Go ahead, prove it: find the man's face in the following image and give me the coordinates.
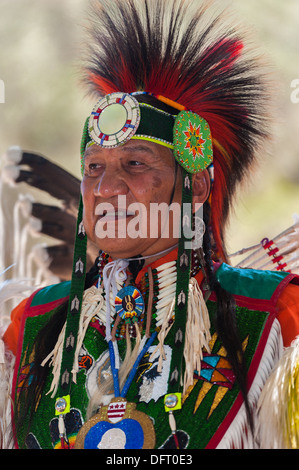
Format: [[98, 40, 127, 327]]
[[81, 139, 182, 260]]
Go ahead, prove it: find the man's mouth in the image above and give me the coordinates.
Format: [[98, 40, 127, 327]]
[[96, 208, 136, 221], [94, 205, 140, 239]]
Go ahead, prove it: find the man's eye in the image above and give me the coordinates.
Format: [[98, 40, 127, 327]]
[[128, 160, 144, 167], [89, 163, 100, 170], [84, 162, 103, 175]]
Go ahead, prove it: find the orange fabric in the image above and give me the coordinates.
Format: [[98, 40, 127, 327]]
[[2, 297, 28, 356], [276, 283, 299, 347]]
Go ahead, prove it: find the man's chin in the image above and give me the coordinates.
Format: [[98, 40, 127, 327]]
[[96, 238, 146, 260], [95, 237, 178, 263]]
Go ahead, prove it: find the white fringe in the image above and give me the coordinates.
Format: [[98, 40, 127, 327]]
[[216, 318, 283, 449], [0, 272, 34, 449], [256, 335, 299, 449], [41, 285, 105, 398], [149, 276, 211, 393], [0, 334, 15, 449], [183, 277, 211, 395], [149, 297, 175, 372]]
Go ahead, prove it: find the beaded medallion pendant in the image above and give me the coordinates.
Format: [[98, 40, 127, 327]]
[[115, 286, 145, 324], [74, 397, 155, 449]]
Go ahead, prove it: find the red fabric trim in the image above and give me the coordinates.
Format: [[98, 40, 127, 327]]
[[270, 272, 297, 305], [211, 292, 278, 314]]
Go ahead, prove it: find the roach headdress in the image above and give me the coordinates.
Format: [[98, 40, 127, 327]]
[[52, 0, 271, 405], [82, 0, 271, 260]]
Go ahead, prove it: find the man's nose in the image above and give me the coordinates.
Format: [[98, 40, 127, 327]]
[[93, 167, 129, 198]]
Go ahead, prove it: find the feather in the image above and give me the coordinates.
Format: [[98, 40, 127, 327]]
[[230, 214, 299, 273], [0, 278, 33, 306], [0, 266, 35, 327], [0, 338, 15, 449], [1, 148, 98, 283], [217, 318, 283, 449], [256, 336, 299, 449], [3, 147, 80, 214]]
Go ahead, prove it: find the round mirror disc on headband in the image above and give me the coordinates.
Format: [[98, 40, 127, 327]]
[[88, 92, 140, 148], [99, 103, 128, 135]]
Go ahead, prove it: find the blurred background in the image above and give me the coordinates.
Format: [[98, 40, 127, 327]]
[[0, 0, 298, 262]]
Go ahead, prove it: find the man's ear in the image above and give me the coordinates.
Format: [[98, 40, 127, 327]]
[[192, 169, 210, 212]]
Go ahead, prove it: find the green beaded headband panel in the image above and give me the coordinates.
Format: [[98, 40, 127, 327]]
[[174, 111, 213, 174]]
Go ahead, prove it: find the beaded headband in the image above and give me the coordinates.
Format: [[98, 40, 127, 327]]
[[81, 92, 213, 175]]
